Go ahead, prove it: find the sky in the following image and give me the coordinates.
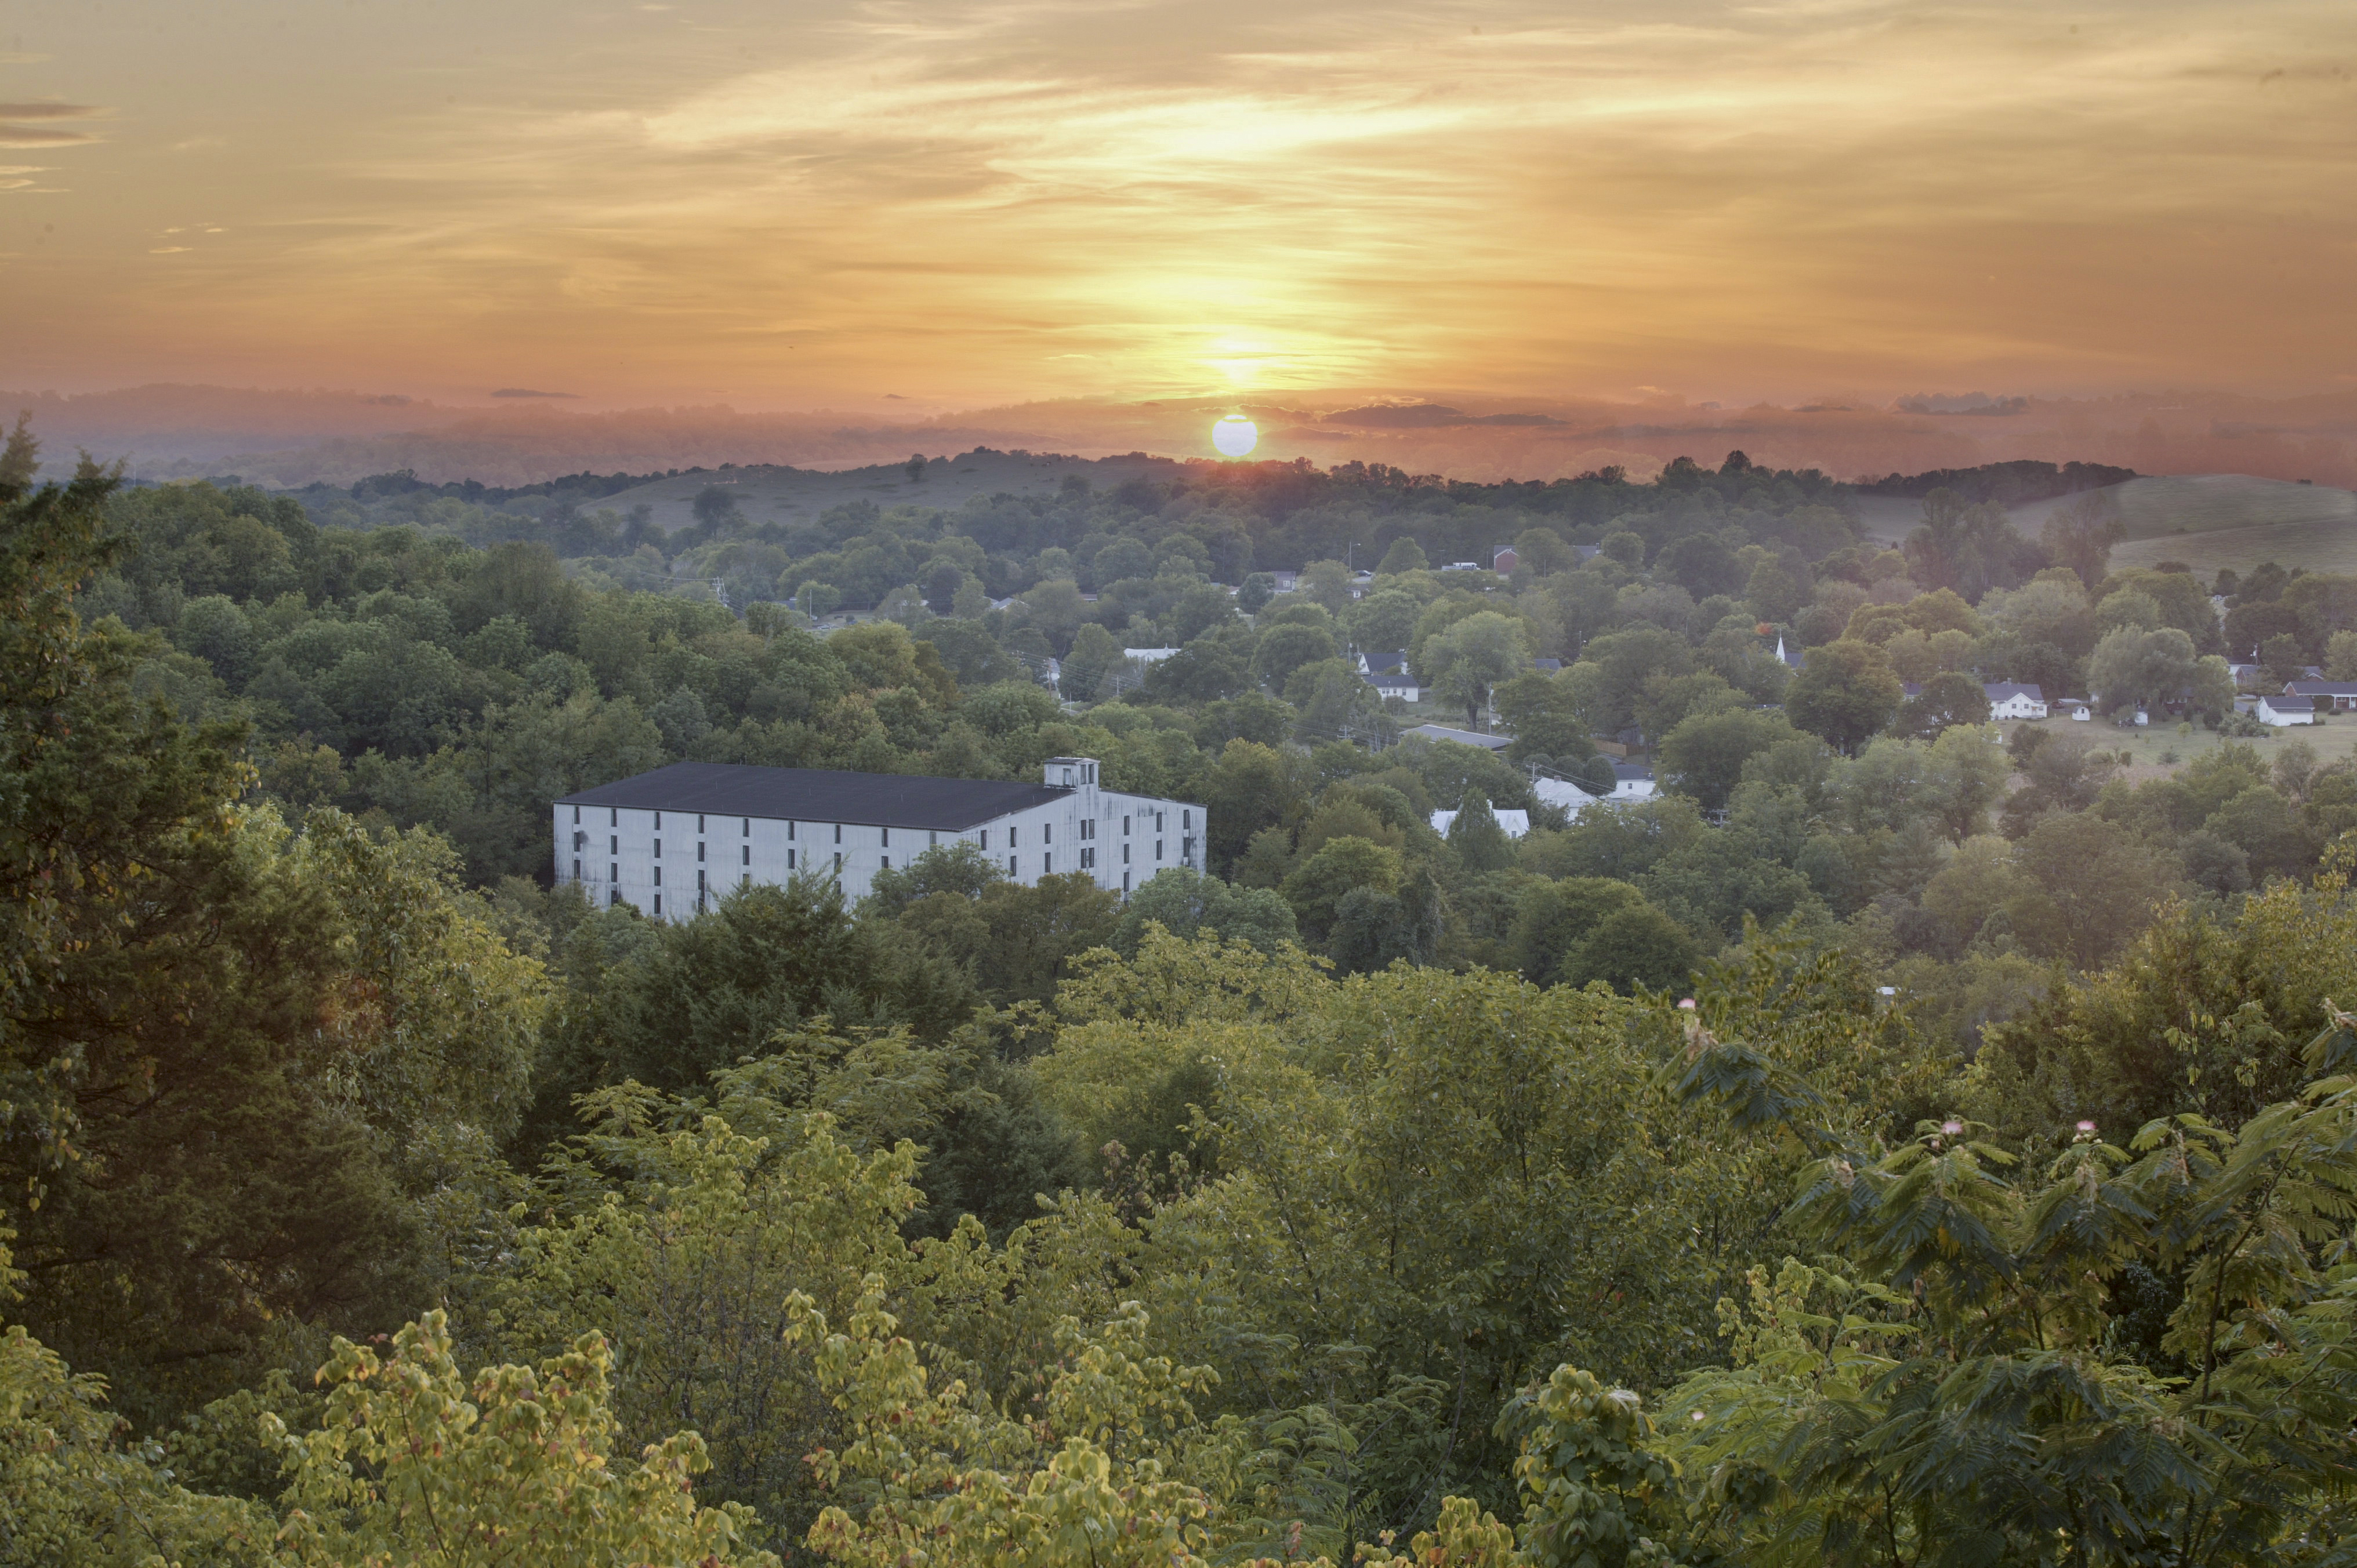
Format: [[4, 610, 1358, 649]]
[[2, 1, 2353, 414]]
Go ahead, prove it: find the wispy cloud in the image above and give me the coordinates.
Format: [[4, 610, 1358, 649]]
[[7, 1, 2357, 402]]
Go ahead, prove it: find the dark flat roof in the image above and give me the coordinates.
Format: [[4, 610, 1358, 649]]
[[559, 762, 1067, 830]]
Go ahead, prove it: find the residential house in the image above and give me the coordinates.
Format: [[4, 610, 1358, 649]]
[[1357, 649, 1410, 676], [1609, 761, 1657, 802], [1983, 682, 2048, 720], [1491, 543, 1520, 574], [2286, 678, 2357, 712], [1365, 670, 1422, 702]]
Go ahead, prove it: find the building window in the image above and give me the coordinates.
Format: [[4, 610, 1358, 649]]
[[1123, 815, 1131, 835], [1156, 811, 1165, 831], [1123, 871, 1131, 892], [611, 808, 618, 827], [929, 830, 938, 846], [610, 862, 618, 881], [1043, 852, 1052, 874], [654, 894, 662, 915], [653, 866, 661, 886], [610, 889, 620, 905], [572, 805, 581, 824], [788, 821, 796, 840], [1183, 810, 1192, 829], [743, 844, 752, 866], [610, 834, 618, 854], [880, 855, 890, 870], [572, 858, 580, 879], [697, 814, 705, 833], [833, 823, 842, 844], [1044, 822, 1052, 844], [654, 811, 662, 830], [834, 852, 843, 873], [1184, 836, 1195, 861], [787, 848, 796, 869], [653, 839, 661, 858], [980, 829, 989, 850], [745, 818, 752, 836], [881, 827, 890, 848], [1008, 855, 1018, 876], [1122, 844, 1130, 864], [1156, 840, 1164, 861], [698, 869, 706, 891], [697, 842, 705, 861], [1010, 826, 1020, 847]]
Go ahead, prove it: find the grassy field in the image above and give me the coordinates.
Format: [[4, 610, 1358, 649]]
[[1997, 712, 2357, 787], [1866, 475, 2357, 578]]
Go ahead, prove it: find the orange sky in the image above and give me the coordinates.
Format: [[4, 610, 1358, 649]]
[[3, 2, 2354, 411]]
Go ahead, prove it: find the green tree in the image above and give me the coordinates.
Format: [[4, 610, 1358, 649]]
[[1447, 792, 1515, 873], [1422, 611, 1529, 728], [1785, 638, 1903, 753], [1656, 707, 1796, 812]]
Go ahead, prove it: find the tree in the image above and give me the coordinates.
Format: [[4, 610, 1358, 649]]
[[1250, 620, 1340, 693], [1421, 611, 1529, 728], [2087, 624, 2200, 716], [2040, 487, 2127, 587], [1495, 670, 1600, 771], [1375, 537, 1428, 575], [1657, 707, 1796, 812], [1111, 867, 1297, 954], [1297, 558, 1356, 618], [1893, 668, 1991, 738], [1446, 792, 1515, 873], [273, 1312, 775, 1567], [1237, 572, 1278, 614], [1784, 638, 1903, 753]]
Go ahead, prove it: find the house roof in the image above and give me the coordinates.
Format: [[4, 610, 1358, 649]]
[[557, 761, 1069, 830], [1983, 682, 2046, 702], [2264, 693, 2319, 712], [1405, 724, 1513, 752], [2287, 680, 2357, 697], [1611, 760, 1654, 782], [1531, 657, 1563, 672], [1364, 649, 1409, 674], [1365, 672, 1419, 689]]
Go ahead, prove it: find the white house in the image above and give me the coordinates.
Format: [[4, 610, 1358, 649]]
[[1357, 649, 1410, 676], [1609, 761, 1658, 802], [2286, 678, 2357, 712], [2258, 693, 2318, 727], [1430, 807, 1533, 839], [1532, 775, 1602, 814], [1983, 682, 2048, 720], [1366, 671, 1422, 702], [1123, 646, 1183, 666], [555, 757, 1203, 920]]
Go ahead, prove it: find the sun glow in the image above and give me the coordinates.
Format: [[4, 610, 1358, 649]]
[[1212, 414, 1258, 457]]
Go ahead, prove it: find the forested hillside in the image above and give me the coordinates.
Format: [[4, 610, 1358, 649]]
[[7, 420, 2357, 1566]]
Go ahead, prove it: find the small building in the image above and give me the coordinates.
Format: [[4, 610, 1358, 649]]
[[1365, 670, 1422, 702], [2258, 693, 2319, 727], [2057, 696, 2094, 721], [1608, 761, 1658, 802], [1531, 657, 1563, 673], [1405, 723, 1513, 752], [1774, 633, 1802, 670], [1358, 649, 1410, 676], [1572, 544, 1603, 562], [1492, 544, 1520, 574], [1123, 646, 1182, 666], [2286, 678, 2357, 712], [1983, 682, 2048, 720], [1439, 561, 1484, 573], [1532, 775, 1602, 814], [554, 757, 1202, 919], [1430, 807, 1533, 840]]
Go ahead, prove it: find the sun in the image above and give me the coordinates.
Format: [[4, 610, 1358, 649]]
[[1212, 413, 1258, 458]]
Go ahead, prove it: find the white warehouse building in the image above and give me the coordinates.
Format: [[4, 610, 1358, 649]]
[[555, 757, 1204, 920]]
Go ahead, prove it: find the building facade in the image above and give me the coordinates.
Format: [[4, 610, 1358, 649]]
[[554, 757, 1205, 920]]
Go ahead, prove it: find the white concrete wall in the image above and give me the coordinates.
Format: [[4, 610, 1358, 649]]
[[554, 777, 1206, 920]]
